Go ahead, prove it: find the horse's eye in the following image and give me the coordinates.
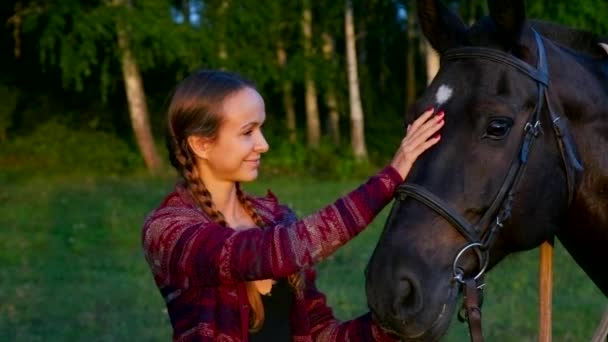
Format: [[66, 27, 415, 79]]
[[484, 117, 513, 140]]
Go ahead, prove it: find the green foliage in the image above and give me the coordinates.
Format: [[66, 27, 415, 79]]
[[21, 0, 211, 102], [0, 116, 380, 181], [528, 1, 608, 34], [24, 1, 115, 95], [0, 120, 143, 181], [4, 0, 607, 179], [261, 139, 379, 180], [0, 85, 18, 142]]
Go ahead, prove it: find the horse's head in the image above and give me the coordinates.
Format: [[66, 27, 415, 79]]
[[365, 0, 582, 339]]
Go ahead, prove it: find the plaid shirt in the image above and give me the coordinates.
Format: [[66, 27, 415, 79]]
[[142, 166, 402, 341]]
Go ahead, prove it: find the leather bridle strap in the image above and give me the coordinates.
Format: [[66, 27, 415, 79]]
[[464, 278, 484, 342], [440, 31, 549, 238], [396, 184, 478, 243]]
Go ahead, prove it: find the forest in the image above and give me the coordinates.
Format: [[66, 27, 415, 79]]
[[2, 0, 606, 178]]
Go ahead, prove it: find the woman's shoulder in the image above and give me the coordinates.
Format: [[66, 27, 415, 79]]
[[248, 190, 296, 225], [144, 182, 212, 227]]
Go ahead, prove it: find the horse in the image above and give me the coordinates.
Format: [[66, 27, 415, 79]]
[[364, 0, 608, 340]]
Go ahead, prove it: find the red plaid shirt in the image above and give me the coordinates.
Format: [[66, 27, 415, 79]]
[[142, 166, 402, 341]]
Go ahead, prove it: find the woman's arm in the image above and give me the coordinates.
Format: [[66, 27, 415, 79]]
[[142, 109, 442, 288], [142, 166, 402, 287]]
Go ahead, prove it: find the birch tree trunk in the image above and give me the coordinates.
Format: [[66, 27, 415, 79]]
[[424, 38, 440, 85], [322, 32, 340, 147], [302, 0, 320, 148], [345, 0, 367, 160], [276, 39, 297, 143], [113, 0, 161, 171]]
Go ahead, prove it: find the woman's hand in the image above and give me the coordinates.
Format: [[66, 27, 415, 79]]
[[390, 108, 444, 180]]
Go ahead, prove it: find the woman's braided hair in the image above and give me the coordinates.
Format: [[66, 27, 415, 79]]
[[166, 69, 303, 332]]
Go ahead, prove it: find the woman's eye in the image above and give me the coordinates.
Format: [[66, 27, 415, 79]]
[[484, 118, 513, 140]]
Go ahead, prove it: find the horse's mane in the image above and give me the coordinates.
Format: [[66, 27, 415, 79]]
[[530, 19, 607, 58]]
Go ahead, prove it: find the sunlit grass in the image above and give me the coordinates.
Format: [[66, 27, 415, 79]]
[[0, 173, 604, 341]]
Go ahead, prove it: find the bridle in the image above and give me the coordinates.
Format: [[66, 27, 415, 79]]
[[393, 30, 583, 341]]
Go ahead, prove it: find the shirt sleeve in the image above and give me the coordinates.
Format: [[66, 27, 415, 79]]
[[302, 268, 399, 342], [142, 166, 402, 287]]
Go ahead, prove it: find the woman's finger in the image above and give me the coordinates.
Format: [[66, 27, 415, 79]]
[[410, 134, 441, 157], [413, 113, 444, 142], [408, 107, 435, 132], [403, 115, 444, 149]]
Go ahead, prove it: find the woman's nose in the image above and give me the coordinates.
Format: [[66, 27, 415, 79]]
[[256, 132, 269, 153]]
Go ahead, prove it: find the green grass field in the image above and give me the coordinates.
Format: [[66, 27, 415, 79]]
[[1, 173, 605, 341]]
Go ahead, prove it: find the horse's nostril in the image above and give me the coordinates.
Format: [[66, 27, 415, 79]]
[[399, 277, 412, 298], [393, 275, 423, 318]]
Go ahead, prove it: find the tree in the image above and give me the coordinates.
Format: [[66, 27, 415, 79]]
[[321, 32, 340, 146], [345, 0, 367, 161], [301, 0, 321, 148], [405, 1, 417, 108], [276, 37, 298, 143], [112, 0, 161, 171], [423, 38, 439, 85], [216, 0, 230, 64], [528, 0, 608, 34], [14, 0, 213, 172]]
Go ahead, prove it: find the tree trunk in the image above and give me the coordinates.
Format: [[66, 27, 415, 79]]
[[322, 32, 340, 147], [181, 0, 191, 25], [276, 39, 297, 143], [113, 0, 161, 172], [8, 3, 23, 59], [345, 0, 367, 161], [217, 0, 230, 63], [424, 38, 440, 85], [302, 0, 320, 148], [406, 2, 417, 109]]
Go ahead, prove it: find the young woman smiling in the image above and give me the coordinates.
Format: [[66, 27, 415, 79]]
[[142, 69, 444, 341]]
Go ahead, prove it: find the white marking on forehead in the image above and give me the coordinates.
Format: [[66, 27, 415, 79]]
[[435, 84, 453, 106]]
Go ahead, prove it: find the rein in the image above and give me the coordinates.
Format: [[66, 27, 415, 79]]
[[394, 30, 583, 341]]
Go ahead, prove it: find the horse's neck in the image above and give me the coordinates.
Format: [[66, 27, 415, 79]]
[[549, 41, 608, 297], [548, 40, 608, 166]]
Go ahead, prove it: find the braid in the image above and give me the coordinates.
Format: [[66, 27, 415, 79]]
[[235, 183, 265, 227], [174, 139, 227, 226], [236, 184, 305, 291]]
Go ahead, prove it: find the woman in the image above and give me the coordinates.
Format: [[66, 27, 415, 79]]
[[142, 69, 444, 341]]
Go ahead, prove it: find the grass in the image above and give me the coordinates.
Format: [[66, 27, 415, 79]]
[[0, 172, 605, 341]]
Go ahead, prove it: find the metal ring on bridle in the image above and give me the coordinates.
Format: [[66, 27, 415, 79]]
[[452, 242, 490, 284]]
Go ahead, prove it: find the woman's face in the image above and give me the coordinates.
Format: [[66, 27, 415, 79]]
[[200, 87, 269, 183]]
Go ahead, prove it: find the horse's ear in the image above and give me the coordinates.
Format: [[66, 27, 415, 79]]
[[488, 0, 527, 48], [417, 0, 467, 53], [599, 42, 608, 56]]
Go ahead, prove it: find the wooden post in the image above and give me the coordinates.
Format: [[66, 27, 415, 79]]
[[539, 239, 554, 342]]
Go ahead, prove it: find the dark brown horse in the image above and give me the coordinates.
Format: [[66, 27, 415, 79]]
[[365, 0, 608, 340]]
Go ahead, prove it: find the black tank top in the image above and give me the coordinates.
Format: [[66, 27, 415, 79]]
[[249, 278, 293, 341]]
